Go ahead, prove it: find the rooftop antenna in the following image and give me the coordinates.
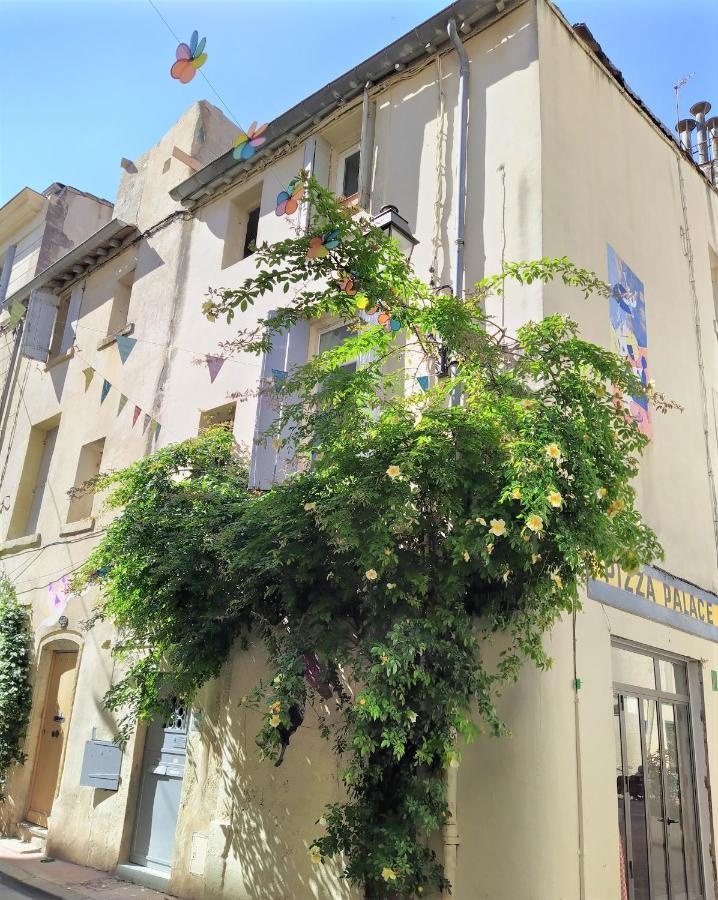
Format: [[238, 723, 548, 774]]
[[674, 72, 695, 134]]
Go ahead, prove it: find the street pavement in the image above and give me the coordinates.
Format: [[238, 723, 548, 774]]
[[0, 869, 58, 898]]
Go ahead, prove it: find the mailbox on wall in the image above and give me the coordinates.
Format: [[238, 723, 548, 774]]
[[80, 738, 123, 791]]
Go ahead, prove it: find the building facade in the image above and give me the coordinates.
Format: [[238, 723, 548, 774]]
[[1, 2, 717, 899]]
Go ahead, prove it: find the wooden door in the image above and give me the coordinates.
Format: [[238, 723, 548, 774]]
[[26, 650, 78, 827]]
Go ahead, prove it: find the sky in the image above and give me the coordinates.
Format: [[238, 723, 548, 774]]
[[2, 0, 716, 207]]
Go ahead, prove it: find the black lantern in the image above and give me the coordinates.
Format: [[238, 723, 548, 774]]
[[371, 205, 418, 260]]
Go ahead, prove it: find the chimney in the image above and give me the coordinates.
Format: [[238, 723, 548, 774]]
[[689, 101, 711, 164], [676, 118, 697, 154]]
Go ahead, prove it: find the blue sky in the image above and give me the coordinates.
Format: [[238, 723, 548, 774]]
[[2, 0, 716, 206]]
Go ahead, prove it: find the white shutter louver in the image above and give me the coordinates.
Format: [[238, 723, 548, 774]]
[[21, 289, 59, 362]]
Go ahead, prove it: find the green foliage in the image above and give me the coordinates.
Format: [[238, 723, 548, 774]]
[[82, 178, 670, 897], [0, 577, 33, 802]]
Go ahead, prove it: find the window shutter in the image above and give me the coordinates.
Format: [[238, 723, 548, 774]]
[[21, 289, 58, 362], [248, 316, 312, 491], [301, 136, 332, 233]]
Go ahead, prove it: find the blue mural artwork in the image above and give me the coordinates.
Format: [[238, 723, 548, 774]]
[[607, 245, 651, 437]]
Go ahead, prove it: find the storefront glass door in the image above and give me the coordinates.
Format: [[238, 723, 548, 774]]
[[613, 645, 703, 900]]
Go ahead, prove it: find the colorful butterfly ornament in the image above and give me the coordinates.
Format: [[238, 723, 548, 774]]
[[275, 177, 305, 216], [306, 228, 341, 260], [233, 122, 269, 161], [171, 30, 207, 83], [338, 272, 357, 296]]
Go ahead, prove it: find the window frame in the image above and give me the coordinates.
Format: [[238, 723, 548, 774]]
[[335, 144, 361, 200]]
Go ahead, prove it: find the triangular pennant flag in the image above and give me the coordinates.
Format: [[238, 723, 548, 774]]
[[132, 406, 141, 428], [100, 379, 111, 404], [117, 394, 128, 416], [416, 375, 429, 392], [206, 354, 226, 383], [9, 301, 25, 327], [143, 413, 151, 433], [83, 367, 95, 392], [271, 368, 288, 393], [116, 334, 137, 364]]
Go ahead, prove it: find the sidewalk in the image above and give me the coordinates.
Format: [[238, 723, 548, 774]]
[[0, 839, 174, 899]]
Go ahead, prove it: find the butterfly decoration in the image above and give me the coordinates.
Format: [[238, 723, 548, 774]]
[[306, 228, 341, 260], [171, 30, 207, 83], [275, 177, 305, 216], [233, 122, 269, 161], [362, 303, 403, 332], [338, 272, 357, 296]]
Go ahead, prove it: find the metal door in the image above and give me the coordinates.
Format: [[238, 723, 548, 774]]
[[613, 646, 703, 900], [130, 701, 188, 873]]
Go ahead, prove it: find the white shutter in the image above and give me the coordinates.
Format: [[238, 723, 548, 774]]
[[21, 289, 58, 362], [248, 316, 312, 490], [301, 135, 332, 233]]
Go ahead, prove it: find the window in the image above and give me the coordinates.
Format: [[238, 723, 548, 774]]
[[8, 416, 60, 539], [108, 267, 135, 337], [48, 292, 72, 359], [66, 438, 105, 523], [317, 324, 357, 373], [222, 183, 263, 269], [199, 402, 236, 433], [337, 146, 360, 199]]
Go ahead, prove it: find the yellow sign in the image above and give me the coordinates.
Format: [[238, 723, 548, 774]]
[[588, 563, 718, 640]]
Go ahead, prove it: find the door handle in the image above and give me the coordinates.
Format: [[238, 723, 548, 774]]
[[51, 729, 60, 738], [666, 817, 678, 825]]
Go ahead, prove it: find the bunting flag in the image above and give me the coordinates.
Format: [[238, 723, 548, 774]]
[[143, 413, 151, 433], [206, 354, 225, 383], [116, 334, 137, 364], [100, 379, 111, 404], [83, 367, 95, 392], [8, 301, 25, 328], [132, 406, 141, 428], [416, 375, 429, 392], [117, 394, 128, 416], [272, 368, 288, 393]]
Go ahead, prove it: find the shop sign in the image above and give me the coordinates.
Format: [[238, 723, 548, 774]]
[[588, 563, 718, 642]]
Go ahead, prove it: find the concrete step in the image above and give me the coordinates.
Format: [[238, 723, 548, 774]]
[[17, 822, 48, 853]]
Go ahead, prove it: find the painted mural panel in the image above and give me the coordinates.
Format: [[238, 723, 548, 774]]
[[607, 245, 651, 437]]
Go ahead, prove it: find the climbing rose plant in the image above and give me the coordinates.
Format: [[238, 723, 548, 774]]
[[80, 178, 671, 897], [0, 576, 33, 803]]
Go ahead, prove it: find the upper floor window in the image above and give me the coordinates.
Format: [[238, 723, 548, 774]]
[[337, 146, 360, 200], [317, 324, 357, 374], [7, 415, 60, 539], [199, 402, 236, 433], [222, 182, 263, 270], [66, 437, 105, 524], [108, 266, 135, 337]]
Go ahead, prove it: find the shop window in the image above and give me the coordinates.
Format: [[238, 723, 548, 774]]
[[222, 183, 263, 269], [199, 402, 236, 433], [66, 437, 105, 523], [8, 416, 60, 539]]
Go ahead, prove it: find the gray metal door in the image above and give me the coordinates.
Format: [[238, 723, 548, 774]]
[[130, 701, 188, 873]]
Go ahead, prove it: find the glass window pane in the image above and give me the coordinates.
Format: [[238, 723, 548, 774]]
[[318, 325, 352, 353], [657, 659, 688, 695], [612, 646, 656, 690], [342, 150, 360, 197], [643, 698, 670, 900], [614, 697, 628, 898], [624, 696, 651, 900]]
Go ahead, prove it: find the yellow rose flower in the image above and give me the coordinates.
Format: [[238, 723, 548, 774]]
[[382, 867, 397, 882], [550, 572, 564, 590], [380, 654, 389, 664], [304, 502, 316, 511], [387, 583, 397, 590], [318, 816, 327, 827], [487, 543, 494, 554], [270, 700, 281, 712], [489, 518, 506, 536], [270, 715, 281, 727], [519, 399, 533, 411], [365, 569, 378, 581], [358, 697, 366, 706], [463, 550, 470, 562], [511, 488, 522, 500], [309, 845, 322, 864], [448, 750, 460, 768], [475, 517, 487, 526], [548, 491, 563, 508], [526, 514, 543, 533], [545, 443, 562, 462], [386, 465, 401, 479], [531, 553, 541, 564], [596, 487, 607, 499], [607, 499, 625, 518]]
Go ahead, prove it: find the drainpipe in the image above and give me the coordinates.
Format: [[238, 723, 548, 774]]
[[358, 83, 376, 211], [447, 19, 469, 300], [442, 20, 469, 893]]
